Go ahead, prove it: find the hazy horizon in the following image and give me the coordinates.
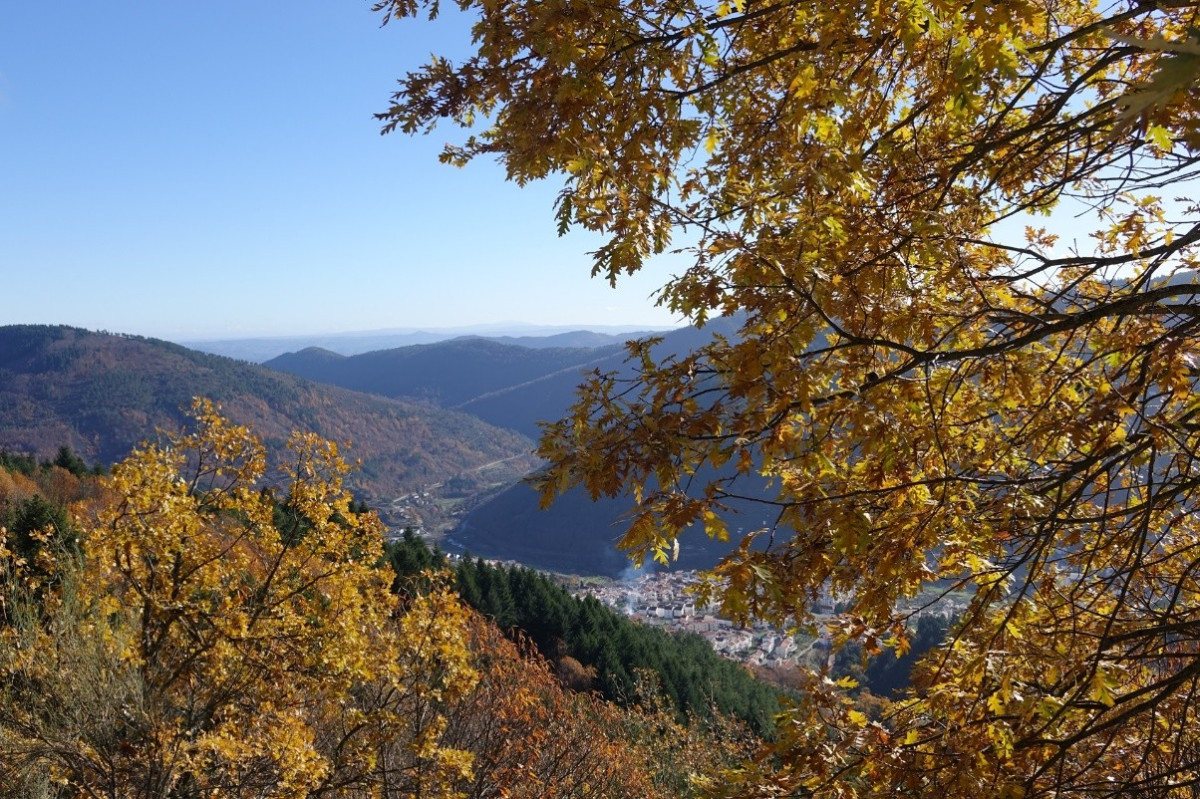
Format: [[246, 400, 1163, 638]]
[[177, 320, 679, 343]]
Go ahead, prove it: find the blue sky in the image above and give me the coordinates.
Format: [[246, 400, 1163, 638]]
[[0, 2, 683, 341]]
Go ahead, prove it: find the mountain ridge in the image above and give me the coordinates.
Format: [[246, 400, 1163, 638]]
[[265, 337, 631, 437], [185, 325, 676, 362], [0, 325, 537, 503]]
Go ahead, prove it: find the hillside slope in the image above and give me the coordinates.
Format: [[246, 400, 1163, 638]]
[[447, 316, 786, 577], [0, 326, 535, 502], [266, 337, 628, 437], [452, 473, 778, 578]]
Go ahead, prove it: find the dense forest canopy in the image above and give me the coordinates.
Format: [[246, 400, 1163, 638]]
[[378, 0, 1200, 796]]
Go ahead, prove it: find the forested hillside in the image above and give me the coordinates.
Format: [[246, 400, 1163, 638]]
[[387, 530, 783, 735], [264, 320, 745, 439], [455, 460, 778, 577], [0, 325, 536, 502], [185, 328, 660, 363], [265, 316, 765, 576], [266, 337, 627, 438]]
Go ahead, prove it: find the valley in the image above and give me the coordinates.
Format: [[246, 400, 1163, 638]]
[[0, 319, 785, 582], [378, 452, 539, 535]]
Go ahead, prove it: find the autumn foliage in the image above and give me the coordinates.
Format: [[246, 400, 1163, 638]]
[[379, 0, 1200, 796], [0, 401, 480, 797], [0, 403, 750, 798]]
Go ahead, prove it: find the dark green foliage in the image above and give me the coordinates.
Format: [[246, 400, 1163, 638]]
[[4, 494, 74, 560], [0, 450, 37, 477], [384, 529, 446, 593], [387, 533, 782, 735], [834, 613, 953, 697], [271, 497, 312, 548], [864, 613, 952, 696], [0, 494, 79, 612], [0, 446, 100, 477], [44, 446, 92, 477]]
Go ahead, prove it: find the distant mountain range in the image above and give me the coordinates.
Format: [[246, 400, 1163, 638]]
[[182, 325, 674, 362], [264, 320, 746, 441], [259, 315, 778, 577], [0, 325, 535, 502], [265, 337, 630, 439]]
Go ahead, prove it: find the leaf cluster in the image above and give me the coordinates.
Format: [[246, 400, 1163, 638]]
[[0, 400, 480, 798]]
